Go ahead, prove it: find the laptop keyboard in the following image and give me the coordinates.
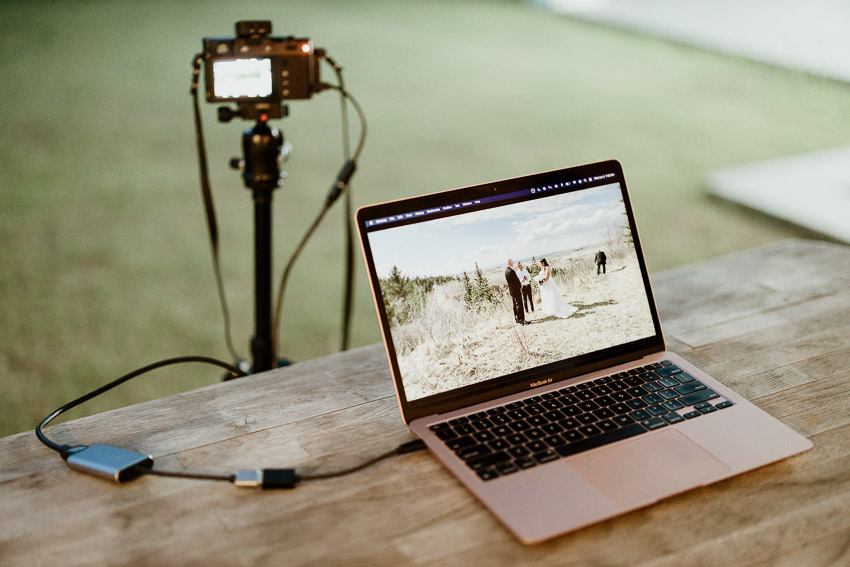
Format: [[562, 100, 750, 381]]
[[428, 361, 733, 481]]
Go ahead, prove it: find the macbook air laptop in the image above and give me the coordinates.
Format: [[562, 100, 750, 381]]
[[356, 159, 811, 543]]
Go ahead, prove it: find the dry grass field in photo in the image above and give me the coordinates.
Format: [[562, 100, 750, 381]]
[[383, 234, 655, 400]]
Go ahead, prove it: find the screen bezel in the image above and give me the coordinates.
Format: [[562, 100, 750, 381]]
[[357, 160, 665, 424]]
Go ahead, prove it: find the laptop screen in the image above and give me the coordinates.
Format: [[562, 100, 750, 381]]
[[358, 161, 663, 418]]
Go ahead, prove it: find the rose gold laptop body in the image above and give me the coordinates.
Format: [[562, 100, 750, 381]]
[[356, 160, 812, 544]]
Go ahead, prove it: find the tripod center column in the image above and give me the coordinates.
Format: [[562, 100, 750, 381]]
[[242, 120, 284, 372]]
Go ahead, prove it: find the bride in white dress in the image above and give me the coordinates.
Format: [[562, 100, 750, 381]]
[[536, 258, 578, 319]]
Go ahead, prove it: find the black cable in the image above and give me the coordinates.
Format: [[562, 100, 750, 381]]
[[323, 53, 355, 353], [143, 439, 426, 486], [271, 79, 367, 357], [36, 355, 248, 457], [322, 54, 352, 163], [145, 468, 234, 482], [332, 85, 368, 161], [35, 352, 424, 487], [191, 54, 243, 363], [270, 202, 332, 354], [298, 438, 426, 481], [297, 449, 396, 481]]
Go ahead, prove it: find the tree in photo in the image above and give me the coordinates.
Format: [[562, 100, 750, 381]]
[[473, 262, 494, 309], [462, 271, 474, 311], [386, 265, 412, 297], [382, 265, 415, 326], [528, 257, 541, 292]]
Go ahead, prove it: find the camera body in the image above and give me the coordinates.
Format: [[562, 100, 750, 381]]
[[203, 20, 321, 119]]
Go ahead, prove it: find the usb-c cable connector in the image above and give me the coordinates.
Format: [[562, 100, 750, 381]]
[[234, 468, 297, 489]]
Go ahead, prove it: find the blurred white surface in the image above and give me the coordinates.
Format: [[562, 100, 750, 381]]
[[709, 147, 850, 243], [538, 0, 850, 82]]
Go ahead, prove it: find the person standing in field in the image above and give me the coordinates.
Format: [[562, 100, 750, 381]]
[[505, 259, 527, 325], [595, 250, 607, 275], [517, 261, 534, 314], [536, 258, 577, 319]]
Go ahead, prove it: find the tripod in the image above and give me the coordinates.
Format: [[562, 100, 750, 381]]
[[227, 110, 291, 373]]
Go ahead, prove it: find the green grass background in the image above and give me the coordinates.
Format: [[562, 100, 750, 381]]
[[2, 0, 848, 436]]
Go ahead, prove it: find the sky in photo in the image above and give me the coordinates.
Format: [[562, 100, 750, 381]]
[[368, 183, 627, 279]]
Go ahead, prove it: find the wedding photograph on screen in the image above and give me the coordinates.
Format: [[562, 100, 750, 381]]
[[367, 184, 657, 401]]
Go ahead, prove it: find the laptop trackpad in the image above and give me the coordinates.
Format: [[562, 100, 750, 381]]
[[569, 429, 730, 508]]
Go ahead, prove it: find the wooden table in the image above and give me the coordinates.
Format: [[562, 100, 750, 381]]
[[2, 239, 849, 566]]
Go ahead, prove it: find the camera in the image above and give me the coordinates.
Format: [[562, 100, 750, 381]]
[[203, 20, 322, 119]]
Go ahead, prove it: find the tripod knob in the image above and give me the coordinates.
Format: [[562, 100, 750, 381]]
[[218, 106, 240, 122], [229, 157, 245, 170], [280, 141, 293, 164]]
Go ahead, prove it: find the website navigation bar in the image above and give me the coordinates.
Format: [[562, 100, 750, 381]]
[[364, 172, 616, 228]]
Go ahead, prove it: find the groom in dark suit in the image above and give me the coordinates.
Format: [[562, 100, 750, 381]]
[[505, 259, 527, 325]]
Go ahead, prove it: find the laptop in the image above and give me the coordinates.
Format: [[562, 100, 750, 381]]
[[355, 159, 811, 543]]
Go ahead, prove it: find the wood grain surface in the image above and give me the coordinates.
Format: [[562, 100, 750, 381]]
[[1, 239, 849, 566]]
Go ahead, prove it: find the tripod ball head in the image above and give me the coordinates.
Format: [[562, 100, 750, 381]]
[[239, 120, 285, 191]]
